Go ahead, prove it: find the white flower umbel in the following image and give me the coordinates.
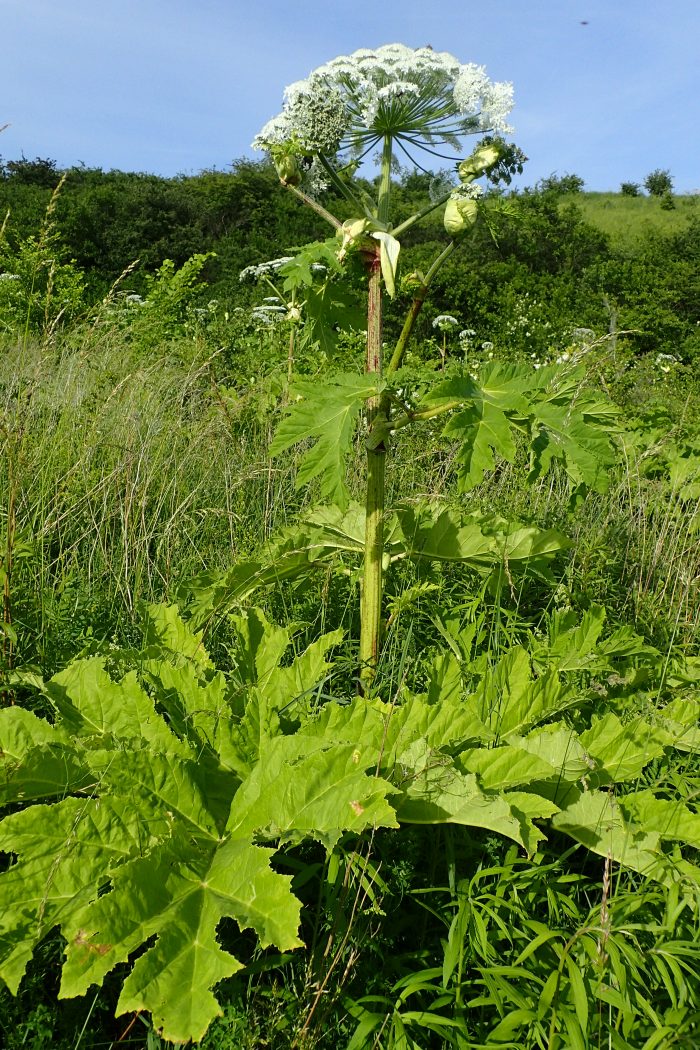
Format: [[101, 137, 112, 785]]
[[253, 44, 513, 163], [239, 257, 294, 283], [432, 314, 459, 331]]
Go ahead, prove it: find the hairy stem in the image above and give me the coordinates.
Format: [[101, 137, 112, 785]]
[[359, 246, 385, 688], [385, 241, 456, 377], [359, 136, 393, 690]]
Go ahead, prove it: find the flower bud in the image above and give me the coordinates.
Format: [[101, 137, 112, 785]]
[[443, 195, 478, 238], [274, 153, 302, 187], [338, 218, 372, 241], [458, 143, 502, 183], [336, 217, 373, 261], [400, 270, 426, 294]]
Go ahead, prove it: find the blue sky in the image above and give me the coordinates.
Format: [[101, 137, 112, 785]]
[[2, 0, 699, 192]]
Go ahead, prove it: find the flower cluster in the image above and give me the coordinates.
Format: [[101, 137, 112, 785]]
[[253, 44, 513, 162], [655, 352, 678, 375], [252, 304, 287, 326], [239, 257, 295, 283], [432, 314, 459, 331]]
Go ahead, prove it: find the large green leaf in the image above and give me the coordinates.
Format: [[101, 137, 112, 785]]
[[459, 743, 557, 791], [528, 390, 618, 492], [0, 707, 89, 804], [420, 361, 618, 496], [145, 660, 230, 760], [0, 796, 155, 993], [59, 838, 301, 1044], [552, 791, 661, 876], [303, 280, 364, 355], [144, 603, 213, 671], [509, 726, 591, 796], [444, 400, 517, 489], [474, 647, 575, 737], [423, 365, 530, 492], [46, 658, 185, 755], [658, 697, 700, 752], [580, 713, 673, 785], [395, 504, 569, 573], [621, 790, 700, 849], [269, 373, 380, 509], [300, 692, 492, 772], [227, 614, 344, 777], [393, 747, 529, 849], [229, 736, 398, 849]]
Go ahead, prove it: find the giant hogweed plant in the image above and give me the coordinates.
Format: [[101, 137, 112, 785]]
[[2, 45, 700, 1046], [248, 43, 618, 687], [2, 603, 700, 1043]]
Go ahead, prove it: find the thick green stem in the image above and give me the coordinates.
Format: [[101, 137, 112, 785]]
[[385, 241, 456, 378], [366, 399, 463, 451], [286, 326, 295, 382], [359, 137, 393, 690], [359, 244, 385, 688]]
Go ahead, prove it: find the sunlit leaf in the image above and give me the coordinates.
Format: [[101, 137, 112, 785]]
[[269, 373, 380, 509]]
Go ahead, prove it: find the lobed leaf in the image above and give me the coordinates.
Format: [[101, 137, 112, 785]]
[[580, 713, 673, 785], [269, 373, 380, 509], [60, 837, 302, 1044], [552, 791, 661, 876], [229, 736, 399, 849], [46, 658, 185, 754], [474, 647, 575, 737]]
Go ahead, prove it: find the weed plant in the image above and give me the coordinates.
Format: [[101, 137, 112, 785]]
[[1, 149, 700, 1048]]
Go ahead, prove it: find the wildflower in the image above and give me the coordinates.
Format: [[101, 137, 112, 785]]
[[239, 257, 294, 283], [571, 327, 595, 345], [252, 304, 287, 326], [655, 352, 678, 374], [253, 44, 513, 165], [433, 315, 460, 331]]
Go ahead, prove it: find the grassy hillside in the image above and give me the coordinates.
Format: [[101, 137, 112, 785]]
[[565, 190, 700, 244]]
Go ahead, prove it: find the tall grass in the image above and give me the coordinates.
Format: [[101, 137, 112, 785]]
[[1, 302, 700, 1048], [0, 329, 299, 670]]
